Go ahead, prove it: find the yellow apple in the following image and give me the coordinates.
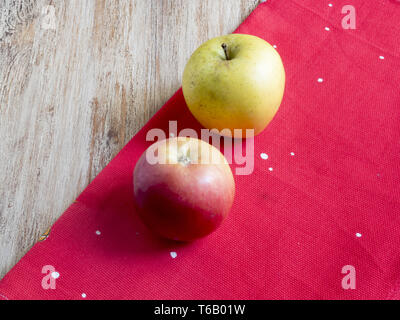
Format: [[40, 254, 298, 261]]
[[182, 34, 285, 138]]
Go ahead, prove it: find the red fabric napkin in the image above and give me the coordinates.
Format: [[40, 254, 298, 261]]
[[1, 0, 400, 300]]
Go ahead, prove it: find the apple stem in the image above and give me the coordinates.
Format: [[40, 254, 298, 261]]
[[221, 43, 230, 60]]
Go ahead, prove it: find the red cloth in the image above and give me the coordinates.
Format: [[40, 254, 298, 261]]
[[1, 0, 400, 300]]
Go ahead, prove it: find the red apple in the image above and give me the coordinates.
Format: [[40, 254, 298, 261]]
[[133, 137, 235, 241]]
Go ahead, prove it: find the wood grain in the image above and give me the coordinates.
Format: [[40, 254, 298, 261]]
[[0, 0, 259, 278]]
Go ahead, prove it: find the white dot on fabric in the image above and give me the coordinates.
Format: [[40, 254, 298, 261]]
[[51, 271, 60, 279], [379, 56, 385, 60], [260, 153, 269, 160], [318, 78, 324, 83], [268, 167, 273, 172], [290, 152, 295, 156], [82, 293, 87, 298], [273, 45, 277, 49], [0, 293, 9, 300], [170, 133, 175, 137], [325, 27, 330, 31], [170, 252, 177, 259], [95, 230, 101, 235], [328, 3, 333, 7], [260, 0, 267, 3], [356, 233, 362, 238]]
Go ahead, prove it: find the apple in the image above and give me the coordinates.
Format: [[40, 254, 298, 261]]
[[133, 137, 235, 241], [182, 34, 285, 138]]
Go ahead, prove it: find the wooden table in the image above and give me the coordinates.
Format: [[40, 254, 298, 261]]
[[0, 0, 259, 279]]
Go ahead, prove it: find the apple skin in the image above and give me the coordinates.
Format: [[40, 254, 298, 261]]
[[133, 137, 235, 241], [182, 34, 285, 138]]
